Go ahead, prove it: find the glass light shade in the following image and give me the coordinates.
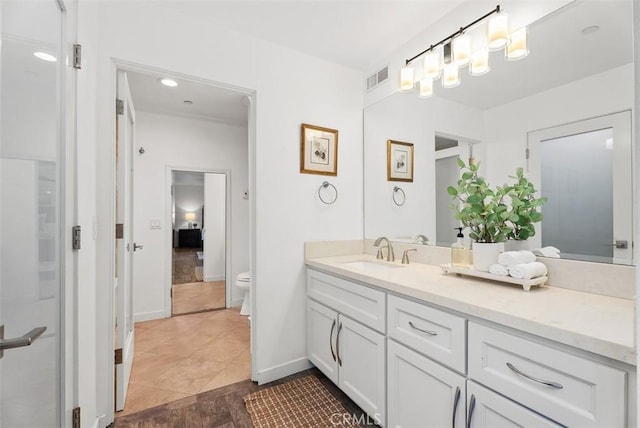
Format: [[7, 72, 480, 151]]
[[452, 33, 471, 66], [442, 63, 460, 88], [419, 79, 433, 98], [399, 65, 415, 91], [470, 49, 490, 76], [487, 13, 509, 50], [506, 27, 529, 60], [423, 50, 442, 79]]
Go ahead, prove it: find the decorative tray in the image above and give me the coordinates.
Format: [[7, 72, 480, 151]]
[[440, 264, 547, 291]]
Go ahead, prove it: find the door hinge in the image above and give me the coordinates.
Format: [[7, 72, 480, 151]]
[[525, 148, 530, 160], [72, 407, 80, 428], [116, 99, 124, 115], [115, 223, 124, 239], [115, 348, 123, 365], [72, 44, 82, 69], [72, 226, 81, 250]]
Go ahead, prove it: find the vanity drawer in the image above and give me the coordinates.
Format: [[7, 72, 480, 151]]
[[468, 322, 627, 427], [307, 269, 385, 333], [387, 295, 466, 373]]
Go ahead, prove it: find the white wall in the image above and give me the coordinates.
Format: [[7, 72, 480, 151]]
[[133, 111, 248, 321], [174, 183, 204, 232], [88, 6, 363, 424], [204, 173, 226, 282]]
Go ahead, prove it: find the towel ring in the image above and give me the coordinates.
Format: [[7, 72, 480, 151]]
[[318, 181, 338, 205], [392, 186, 406, 206]]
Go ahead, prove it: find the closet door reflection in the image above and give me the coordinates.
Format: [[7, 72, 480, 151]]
[[528, 111, 632, 264]]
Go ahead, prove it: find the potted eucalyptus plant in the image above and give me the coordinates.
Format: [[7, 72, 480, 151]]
[[504, 167, 547, 250], [447, 159, 512, 271]]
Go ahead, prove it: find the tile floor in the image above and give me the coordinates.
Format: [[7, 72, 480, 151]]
[[118, 308, 251, 417], [172, 281, 226, 315]]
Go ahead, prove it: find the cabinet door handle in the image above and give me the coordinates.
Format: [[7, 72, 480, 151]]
[[408, 321, 437, 336], [336, 321, 343, 367], [466, 394, 475, 428], [329, 319, 336, 362], [452, 386, 461, 428], [506, 362, 564, 389]]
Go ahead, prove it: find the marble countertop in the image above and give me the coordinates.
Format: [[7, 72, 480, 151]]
[[306, 254, 636, 366]]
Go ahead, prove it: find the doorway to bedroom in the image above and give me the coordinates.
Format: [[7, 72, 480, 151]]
[[171, 170, 227, 315]]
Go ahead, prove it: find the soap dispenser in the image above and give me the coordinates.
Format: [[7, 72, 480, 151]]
[[451, 227, 472, 268]]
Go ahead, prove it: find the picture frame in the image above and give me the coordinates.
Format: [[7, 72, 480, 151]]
[[300, 123, 338, 176], [387, 140, 414, 182]]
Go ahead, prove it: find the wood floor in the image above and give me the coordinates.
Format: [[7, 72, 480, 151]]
[[172, 280, 225, 315], [118, 308, 250, 417], [114, 368, 378, 428]]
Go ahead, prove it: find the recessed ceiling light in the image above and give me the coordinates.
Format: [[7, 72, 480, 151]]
[[581, 25, 600, 35], [183, 100, 193, 105], [158, 78, 178, 87], [34, 52, 57, 62]]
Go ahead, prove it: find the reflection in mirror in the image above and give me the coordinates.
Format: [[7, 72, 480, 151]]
[[363, 0, 634, 265]]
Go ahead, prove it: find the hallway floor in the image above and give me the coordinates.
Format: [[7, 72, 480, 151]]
[[172, 280, 225, 315], [118, 308, 250, 417]]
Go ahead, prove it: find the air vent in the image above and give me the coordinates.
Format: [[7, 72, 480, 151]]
[[366, 65, 389, 91]]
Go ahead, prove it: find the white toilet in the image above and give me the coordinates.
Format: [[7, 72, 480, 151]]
[[236, 271, 251, 316]]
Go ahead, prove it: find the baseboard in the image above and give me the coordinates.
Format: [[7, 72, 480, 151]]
[[133, 310, 167, 323], [204, 274, 225, 282], [256, 357, 313, 385], [231, 298, 243, 308]]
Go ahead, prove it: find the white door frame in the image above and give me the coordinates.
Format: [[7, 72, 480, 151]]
[[166, 167, 233, 315], [96, 59, 257, 425]]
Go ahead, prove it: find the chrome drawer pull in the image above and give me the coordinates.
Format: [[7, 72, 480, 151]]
[[466, 394, 475, 428], [329, 319, 336, 362], [408, 321, 437, 336], [452, 386, 461, 428], [506, 362, 564, 389], [336, 322, 343, 367]]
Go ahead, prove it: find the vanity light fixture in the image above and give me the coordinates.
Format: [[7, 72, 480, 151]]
[[34, 52, 56, 62], [158, 78, 178, 87], [399, 5, 529, 96]]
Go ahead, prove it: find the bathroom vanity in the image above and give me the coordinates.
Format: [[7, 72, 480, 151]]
[[305, 251, 636, 427]]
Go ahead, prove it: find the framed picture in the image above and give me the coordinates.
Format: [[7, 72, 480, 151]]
[[387, 140, 414, 182], [300, 123, 338, 176]]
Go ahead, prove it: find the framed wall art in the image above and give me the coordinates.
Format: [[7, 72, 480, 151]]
[[300, 123, 338, 176], [387, 140, 414, 182]]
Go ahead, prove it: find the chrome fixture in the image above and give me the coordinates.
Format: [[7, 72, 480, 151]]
[[414, 235, 429, 245], [373, 237, 395, 262], [401, 248, 417, 264]]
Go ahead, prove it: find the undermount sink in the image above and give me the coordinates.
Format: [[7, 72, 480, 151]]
[[341, 260, 404, 273]]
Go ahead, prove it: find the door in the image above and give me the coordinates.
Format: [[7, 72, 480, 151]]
[[528, 111, 632, 264], [0, 0, 64, 426], [387, 340, 466, 428], [467, 381, 562, 427], [115, 70, 136, 411], [306, 299, 338, 384], [338, 315, 385, 426], [203, 173, 226, 289]]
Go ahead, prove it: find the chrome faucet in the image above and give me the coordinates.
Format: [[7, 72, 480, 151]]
[[373, 237, 395, 262]]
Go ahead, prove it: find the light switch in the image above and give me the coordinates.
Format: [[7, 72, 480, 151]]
[[149, 218, 161, 230]]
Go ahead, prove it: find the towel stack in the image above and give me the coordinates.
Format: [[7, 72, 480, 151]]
[[489, 250, 548, 280]]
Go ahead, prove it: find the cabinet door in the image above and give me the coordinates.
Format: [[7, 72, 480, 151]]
[[307, 299, 338, 384], [388, 340, 466, 428], [338, 315, 386, 426], [467, 381, 562, 428]]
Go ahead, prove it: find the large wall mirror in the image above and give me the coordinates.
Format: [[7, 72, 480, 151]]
[[363, 0, 634, 265]]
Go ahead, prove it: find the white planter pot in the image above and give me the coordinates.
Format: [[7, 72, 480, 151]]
[[504, 239, 530, 252], [472, 242, 505, 272]]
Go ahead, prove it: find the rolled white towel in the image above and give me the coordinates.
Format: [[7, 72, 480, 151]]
[[508, 262, 548, 279], [532, 246, 561, 258], [489, 264, 509, 276], [498, 250, 536, 266]]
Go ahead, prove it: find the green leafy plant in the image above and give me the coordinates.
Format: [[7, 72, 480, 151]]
[[447, 159, 513, 243], [506, 167, 547, 241]]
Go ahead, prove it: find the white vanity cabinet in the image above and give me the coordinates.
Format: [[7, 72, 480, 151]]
[[387, 339, 466, 428], [306, 270, 386, 426]]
